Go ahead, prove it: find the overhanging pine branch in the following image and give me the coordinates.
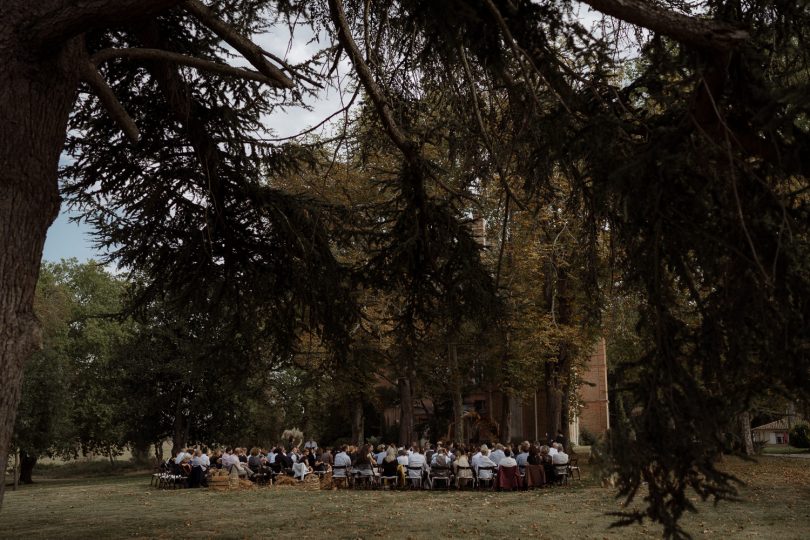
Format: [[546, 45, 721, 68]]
[[79, 62, 140, 143], [183, 0, 294, 89], [91, 48, 287, 87], [327, 0, 415, 159], [29, 0, 183, 47], [581, 0, 748, 50]]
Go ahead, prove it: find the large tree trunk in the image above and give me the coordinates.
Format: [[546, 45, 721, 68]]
[[500, 392, 512, 444], [398, 376, 414, 446], [738, 411, 754, 456], [448, 341, 464, 445], [0, 30, 81, 509], [18, 451, 37, 485], [171, 398, 188, 456], [351, 398, 365, 446], [560, 381, 572, 452]]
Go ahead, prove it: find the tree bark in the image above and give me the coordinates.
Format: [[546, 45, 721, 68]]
[[398, 376, 414, 446], [738, 411, 754, 456], [500, 392, 512, 444], [580, 0, 748, 50], [448, 341, 464, 445], [351, 397, 365, 446], [171, 396, 188, 456], [0, 25, 82, 509], [18, 451, 37, 485]]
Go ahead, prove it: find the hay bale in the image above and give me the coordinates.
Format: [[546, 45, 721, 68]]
[[303, 474, 321, 491], [239, 479, 257, 490], [319, 472, 334, 491], [274, 475, 297, 487]]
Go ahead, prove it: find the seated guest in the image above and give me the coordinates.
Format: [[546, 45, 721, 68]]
[[551, 443, 569, 465], [289, 446, 301, 464], [539, 445, 555, 483], [489, 443, 506, 466], [319, 448, 333, 468], [381, 447, 400, 479], [516, 442, 530, 474], [407, 446, 428, 482], [374, 445, 387, 467], [237, 448, 249, 463], [499, 449, 518, 469], [396, 448, 409, 467], [275, 447, 293, 473], [430, 448, 452, 486], [527, 445, 542, 465], [292, 458, 312, 480], [471, 445, 486, 472], [453, 448, 474, 488], [353, 444, 376, 481], [333, 445, 352, 478], [247, 447, 263, 471], [476, 449, 497, 482]]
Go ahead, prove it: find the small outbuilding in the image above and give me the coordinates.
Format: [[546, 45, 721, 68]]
[[752, 416, 799, 445]]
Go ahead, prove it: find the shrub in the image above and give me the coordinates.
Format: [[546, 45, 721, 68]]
[[789, 423, 810, 448], [579, 427, 598, 446]]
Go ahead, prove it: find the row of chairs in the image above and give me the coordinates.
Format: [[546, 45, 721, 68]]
[[330, 458, 580, 490]]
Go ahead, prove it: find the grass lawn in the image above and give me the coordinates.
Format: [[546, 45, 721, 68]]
[[2, 457, 809, 539], [761, 445, 810, 455]]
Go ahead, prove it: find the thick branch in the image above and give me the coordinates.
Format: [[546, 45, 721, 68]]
[[582, 0, 749, 50], [183, 0, 294, 89], [327, 0, 416, 160], [79, 62, 140, 143], [29, 0, 183, 48], [91, 48, 286, 87]]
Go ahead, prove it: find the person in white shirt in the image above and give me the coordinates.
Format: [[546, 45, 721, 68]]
[[548, 444, 558, 457], [476, 449, 497, 481], [471, 444, 486, 473], [396, 448, 409, 466], [374, 445, 387, 466], [498, 449, 518, 469], [406, 447, 428, 482], [489, 444, 506, 465], [551, 443, 569, 465], [304, 439, 318, 451], [333, 446, 352, 478], [175, 448, 191, 465]]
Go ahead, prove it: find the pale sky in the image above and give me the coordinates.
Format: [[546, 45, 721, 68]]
[[44, 25, 349, 263], [44, 5, 608, 263]]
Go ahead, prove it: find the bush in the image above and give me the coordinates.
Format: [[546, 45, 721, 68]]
[[789, 423, 810, 448], [579, 427, 598, 447]]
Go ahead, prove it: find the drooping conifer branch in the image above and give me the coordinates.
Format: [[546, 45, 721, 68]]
[[182, 0, 294, 89], [29, 0, 184, 47], [79, 62, 140, 143], [581, 0, 749, 50], [91, 48, 286, 86]]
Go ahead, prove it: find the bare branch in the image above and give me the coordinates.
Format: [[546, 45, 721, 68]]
[[30, 0, 183, 47], [581, 0, 749, 50], [79, 62, 140, 143], [183, 0, 294, 89], [91, 48, 287, 87]]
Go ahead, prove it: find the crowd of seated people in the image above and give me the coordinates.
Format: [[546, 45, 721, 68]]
[[158, 435, 574, 490]]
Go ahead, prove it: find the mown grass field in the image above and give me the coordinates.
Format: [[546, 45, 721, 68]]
[[2, 456, 809, 539]]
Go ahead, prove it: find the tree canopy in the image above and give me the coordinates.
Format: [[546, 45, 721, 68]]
[[1, 1, 809, 537]]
